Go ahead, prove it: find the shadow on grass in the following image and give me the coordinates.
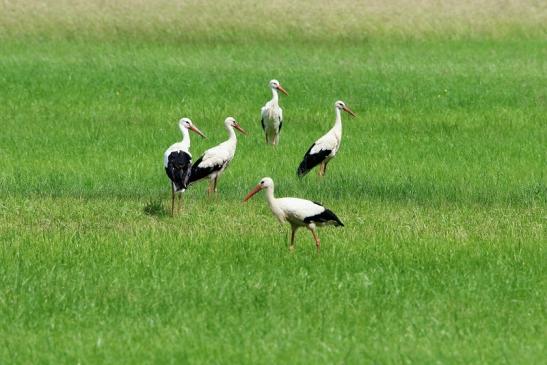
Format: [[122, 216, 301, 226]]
[[143, 198, 168, 218]]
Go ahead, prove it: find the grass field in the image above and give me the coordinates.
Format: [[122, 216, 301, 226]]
[[1, 1, 546, 364]]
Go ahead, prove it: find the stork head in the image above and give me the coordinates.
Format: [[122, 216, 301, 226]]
[[259, 177, 274, 189], [335, 100, 356, 117], [179, 117, 206, 138], [225, 116, 247, 135], [243, 177, 274, 202], [269, 79, 288, 96]]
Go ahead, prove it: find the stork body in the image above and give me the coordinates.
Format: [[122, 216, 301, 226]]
[[189, 117, 246, 195], [244, 177, 344, 253], [297, 101, 356, 177], [261, 79, 288, 145], [163, 118, 205, 215]]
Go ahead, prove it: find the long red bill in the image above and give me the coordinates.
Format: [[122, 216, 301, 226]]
[[343, 106, 356, 117], [243, 185, 262, 202], [189, 125, 206, 138], [276, 85, 288, 96], [234, 123, 247, 135]]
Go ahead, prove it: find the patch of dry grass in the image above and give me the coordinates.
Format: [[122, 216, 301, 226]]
[[1, 0, 546, 41]]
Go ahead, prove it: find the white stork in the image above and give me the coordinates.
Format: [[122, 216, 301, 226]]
[[163, 117, 206, 215], [261, 79, 288, 145], [243, 177, 344, 253], [189, 117, 246, 195], [297, 100, 356, 177]]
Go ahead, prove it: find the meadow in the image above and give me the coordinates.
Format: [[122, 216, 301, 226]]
[[0, 1, 546, 363]]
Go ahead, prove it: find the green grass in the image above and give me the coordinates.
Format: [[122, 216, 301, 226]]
[[0, 2, 546, 363]]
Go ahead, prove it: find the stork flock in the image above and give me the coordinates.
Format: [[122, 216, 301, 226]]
[[163, 80, 356, 253]]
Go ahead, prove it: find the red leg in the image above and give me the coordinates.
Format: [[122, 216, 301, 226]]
[[308, 227, 320, 253]]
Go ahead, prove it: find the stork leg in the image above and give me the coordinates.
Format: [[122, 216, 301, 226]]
[[323, 160, 328, 176], [307, 227, 321, 253], [213, 176, 219, 193], [289, 225, 297, 251], [318, 162, 326, 177], [178, 192, 183, 212], [170, 184, 175, 216], [207, 180, 213, 197]]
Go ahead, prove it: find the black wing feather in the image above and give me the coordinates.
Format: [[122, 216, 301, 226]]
[[261, 117, 265, 131], [304, 208, 344, 227], [165, 151, 192, 192], [188, 155, 223, 184], [297, 144, 331, 177]]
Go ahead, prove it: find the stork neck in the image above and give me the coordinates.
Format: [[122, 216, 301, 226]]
[[179, 126, 191, 149], [264, 185, 285, 223], [264, 186, 277, 208], [270, 88, 279, 105], [225, 124, 237, 142], [333, 108, 343, 132]]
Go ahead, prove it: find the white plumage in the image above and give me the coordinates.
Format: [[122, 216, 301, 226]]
[[189, 117, 246, 195], [244, 177, 344, 253], [297, 100, 356, 177], [261, 79, 288, 145], [309, 129, 340, 156], [274, 198, 325, 224]]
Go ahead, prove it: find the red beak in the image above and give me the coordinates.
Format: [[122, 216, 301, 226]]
[[276, 85, 288, 96], [343, 106, 356, 117], [233, 123, 247, 135], [243, 184, 262, 202], [189, 125, 206, 138]]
